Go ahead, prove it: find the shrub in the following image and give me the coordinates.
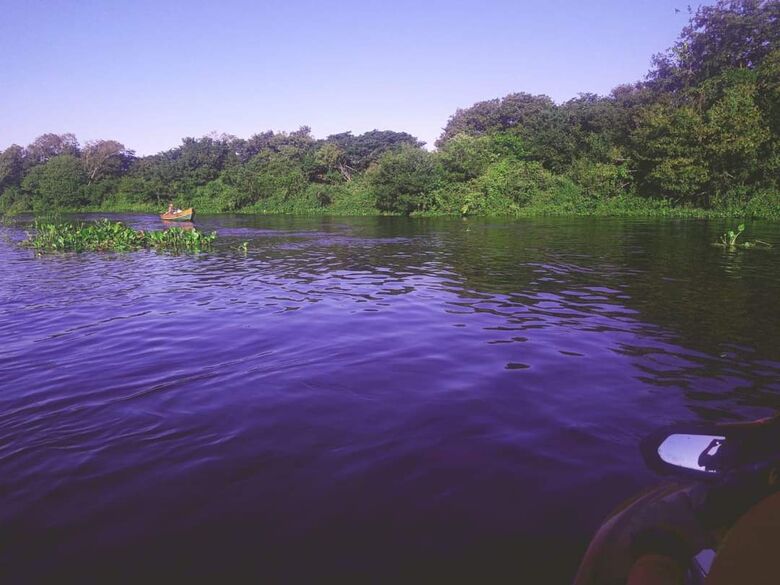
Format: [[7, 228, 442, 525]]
[[474, 160, 555, 207], [369, 146, 440, 214], [22, 155, 88, 211], [437, 133, 496, 182], [567, 159, 632, 200]]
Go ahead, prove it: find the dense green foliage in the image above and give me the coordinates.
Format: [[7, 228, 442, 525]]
[[27, 219, 216, 253], [2, 1, 778, 218]]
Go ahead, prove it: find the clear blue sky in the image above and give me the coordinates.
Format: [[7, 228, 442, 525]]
[[0, 0, 706, 155]]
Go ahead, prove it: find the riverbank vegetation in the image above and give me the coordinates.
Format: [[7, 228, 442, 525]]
[[26, 219, 216, 253], [1, 1, 778, 219]]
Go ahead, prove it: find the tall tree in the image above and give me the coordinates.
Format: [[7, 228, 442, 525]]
[[701, 70, 771, 189], [370, 145, 440, 214], [326, 130, 424, 172], [82, 140, 135, 182], [0, 145, 25, 192], [21, 155, 87, 210], [436, 93, 555, 145], [631, 102, 711, 203], [25, 133, 80, 166], [648, 0, 780, 91], [757, 48, 780, 134], [312, 143, 351, 182]]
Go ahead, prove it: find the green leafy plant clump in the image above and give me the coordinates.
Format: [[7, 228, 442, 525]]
[[719, 223, 746, 247], [714, 223, 772, 249], [26, 219, 216, 253]]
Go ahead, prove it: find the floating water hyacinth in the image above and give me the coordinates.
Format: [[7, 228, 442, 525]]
[[26, 219, 216, 253], [713, 224, 772, 250]]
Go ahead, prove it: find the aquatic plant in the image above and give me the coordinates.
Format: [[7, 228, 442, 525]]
[[26, 219, 216, 253], [714, 224, 772, 249], [143, 225, 217, 252], [719, 223, 746, 247]]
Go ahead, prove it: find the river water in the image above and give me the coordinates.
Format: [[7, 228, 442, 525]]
[[1, 214, 779, 582]]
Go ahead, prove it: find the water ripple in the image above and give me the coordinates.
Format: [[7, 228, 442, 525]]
[[1, 215, 779, 582]]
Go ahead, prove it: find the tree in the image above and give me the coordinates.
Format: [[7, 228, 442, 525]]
[[325, 130, 424, 172], [239, 131, 275, 162], [21, 155, 87, 210], [631, 103, 711, 203], [702, 71, 771, 189], [224, 149, 308, 207], [130, 134, 236, 199], [473, 159, 557, 208], [436, 93, 582, 171], [25, 133, 80, 166], [4, 0, 776, 220], [562, 93, 626, 162], [436, 93, 555, 146], [270, 126, 315, 153], [437, 133, 497, 182], [521, 105, 578, 171], [173, 135, 234, 183], [369, 145, 440, 214], [0, 145, 25, 192], [757, 48, 780, 134], [648, 0, 780, 91], [312, 143, 351, 182], [82, 140, 135, 182]]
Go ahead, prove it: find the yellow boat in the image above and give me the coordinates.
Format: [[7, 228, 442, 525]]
[[160, 207, 194, 221]]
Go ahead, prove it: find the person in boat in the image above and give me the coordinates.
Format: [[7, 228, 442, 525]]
[[165, 202, 183, 215]]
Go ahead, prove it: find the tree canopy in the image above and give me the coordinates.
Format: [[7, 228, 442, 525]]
[[2, 1, 778, 217]]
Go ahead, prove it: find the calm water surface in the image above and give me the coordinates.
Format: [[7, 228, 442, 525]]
[[1, 215, 779, 582]]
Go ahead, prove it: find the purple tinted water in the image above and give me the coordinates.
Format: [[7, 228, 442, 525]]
[[1, 215, 779, 582]]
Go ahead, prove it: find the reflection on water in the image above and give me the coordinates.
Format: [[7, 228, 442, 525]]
[[1, 214, 778, 582]]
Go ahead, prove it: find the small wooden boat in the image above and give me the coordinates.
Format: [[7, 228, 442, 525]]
[[160, 207, 194, 221]]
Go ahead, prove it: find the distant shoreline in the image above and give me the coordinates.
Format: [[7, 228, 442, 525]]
[[8, 199, 780, 221], [2, 4, 778, 223]]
